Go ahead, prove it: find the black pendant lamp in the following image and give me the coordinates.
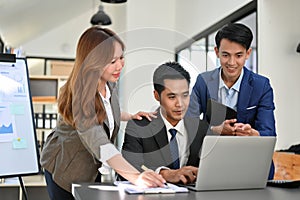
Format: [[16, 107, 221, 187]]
[[101, 0, 127, 3], [90, 4, 112, 26]]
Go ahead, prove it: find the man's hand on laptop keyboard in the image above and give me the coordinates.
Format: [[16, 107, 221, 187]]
[[159, 166, 198, 184]]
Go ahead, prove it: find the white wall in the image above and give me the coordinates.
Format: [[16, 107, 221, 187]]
[[22, 3, 126, 58], [120, 0, 176, 115], [22, 11, 90, 58], [258, 0, 300, 149], [116, 0, 178, 148]]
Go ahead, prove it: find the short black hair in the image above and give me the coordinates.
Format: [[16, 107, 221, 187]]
[[153, 61, 190, 96], [215, 23, 253, 50]]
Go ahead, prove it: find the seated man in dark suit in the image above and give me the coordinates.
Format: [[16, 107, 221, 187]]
[[121, 61, 209, 184]]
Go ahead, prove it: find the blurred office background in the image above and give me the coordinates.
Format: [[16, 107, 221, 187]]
[[0, 0, 299, 151]]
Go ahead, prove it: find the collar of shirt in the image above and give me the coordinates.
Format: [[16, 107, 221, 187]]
[[159, 108, 189, 168], [218, 68, 244, 110], [159, 108, 185, 141], [99, 84, 111, 101], [218, 67, 244, 92]]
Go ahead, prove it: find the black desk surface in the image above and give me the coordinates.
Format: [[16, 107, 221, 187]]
[[72, 183, 300, 200]]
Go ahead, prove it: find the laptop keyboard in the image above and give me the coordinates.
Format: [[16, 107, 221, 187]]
[[177, 182, 196, 187]]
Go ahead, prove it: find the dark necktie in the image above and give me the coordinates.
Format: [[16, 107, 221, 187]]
[[169, 128, 180, 169]]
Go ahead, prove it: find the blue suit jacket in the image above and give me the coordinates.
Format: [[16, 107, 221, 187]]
[[187, 67, 276, 179], [188, 67, 276, 137]]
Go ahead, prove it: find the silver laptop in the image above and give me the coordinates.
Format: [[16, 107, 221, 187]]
[[187, 135, 276, 191]]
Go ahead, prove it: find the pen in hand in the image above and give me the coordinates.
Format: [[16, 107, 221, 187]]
[[141, 165, 168, 188], [141, 165, 151, 172]]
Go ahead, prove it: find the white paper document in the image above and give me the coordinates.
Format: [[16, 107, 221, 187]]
[[114, 181, 189, 194]]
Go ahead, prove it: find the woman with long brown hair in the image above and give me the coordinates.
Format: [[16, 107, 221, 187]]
[[40, 26, 165, 200]]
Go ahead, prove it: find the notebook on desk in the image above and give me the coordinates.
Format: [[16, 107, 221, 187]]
[[185, 135, 276, 191], [114, 181, 188, 194]]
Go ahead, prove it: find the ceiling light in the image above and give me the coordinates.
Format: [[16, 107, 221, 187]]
[[90, 4, 112, 26]]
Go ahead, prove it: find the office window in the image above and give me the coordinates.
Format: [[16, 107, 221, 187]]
[[207, 31, 218, 71], [176, 1, 257, 75]]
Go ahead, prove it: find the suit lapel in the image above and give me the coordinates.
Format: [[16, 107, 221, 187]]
[[152, 112, 169, 148], [151, 111, 172, 165], [184, 118, 198, 146], [108, 82, 120, 142], [206, 68, 220, 100], [185, 117, 200, 166], [237, 68, 253, 110]]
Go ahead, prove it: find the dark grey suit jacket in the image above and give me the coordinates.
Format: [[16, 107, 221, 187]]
[[122, 109, 209, 172]]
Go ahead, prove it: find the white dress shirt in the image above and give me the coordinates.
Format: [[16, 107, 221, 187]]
[[155, 109, 189, 173], [98, 84, 120, 174]]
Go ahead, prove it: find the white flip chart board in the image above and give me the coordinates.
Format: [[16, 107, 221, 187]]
[[0, 55, 40, 177]]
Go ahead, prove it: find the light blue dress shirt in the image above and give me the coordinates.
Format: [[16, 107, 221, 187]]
[[218, 68, 244, 111]]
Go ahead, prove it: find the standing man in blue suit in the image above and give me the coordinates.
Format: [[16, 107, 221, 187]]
[[187, 23, 276, 179]]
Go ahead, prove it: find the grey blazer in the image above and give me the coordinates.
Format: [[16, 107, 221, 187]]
[[40, 82, 120, 192]]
